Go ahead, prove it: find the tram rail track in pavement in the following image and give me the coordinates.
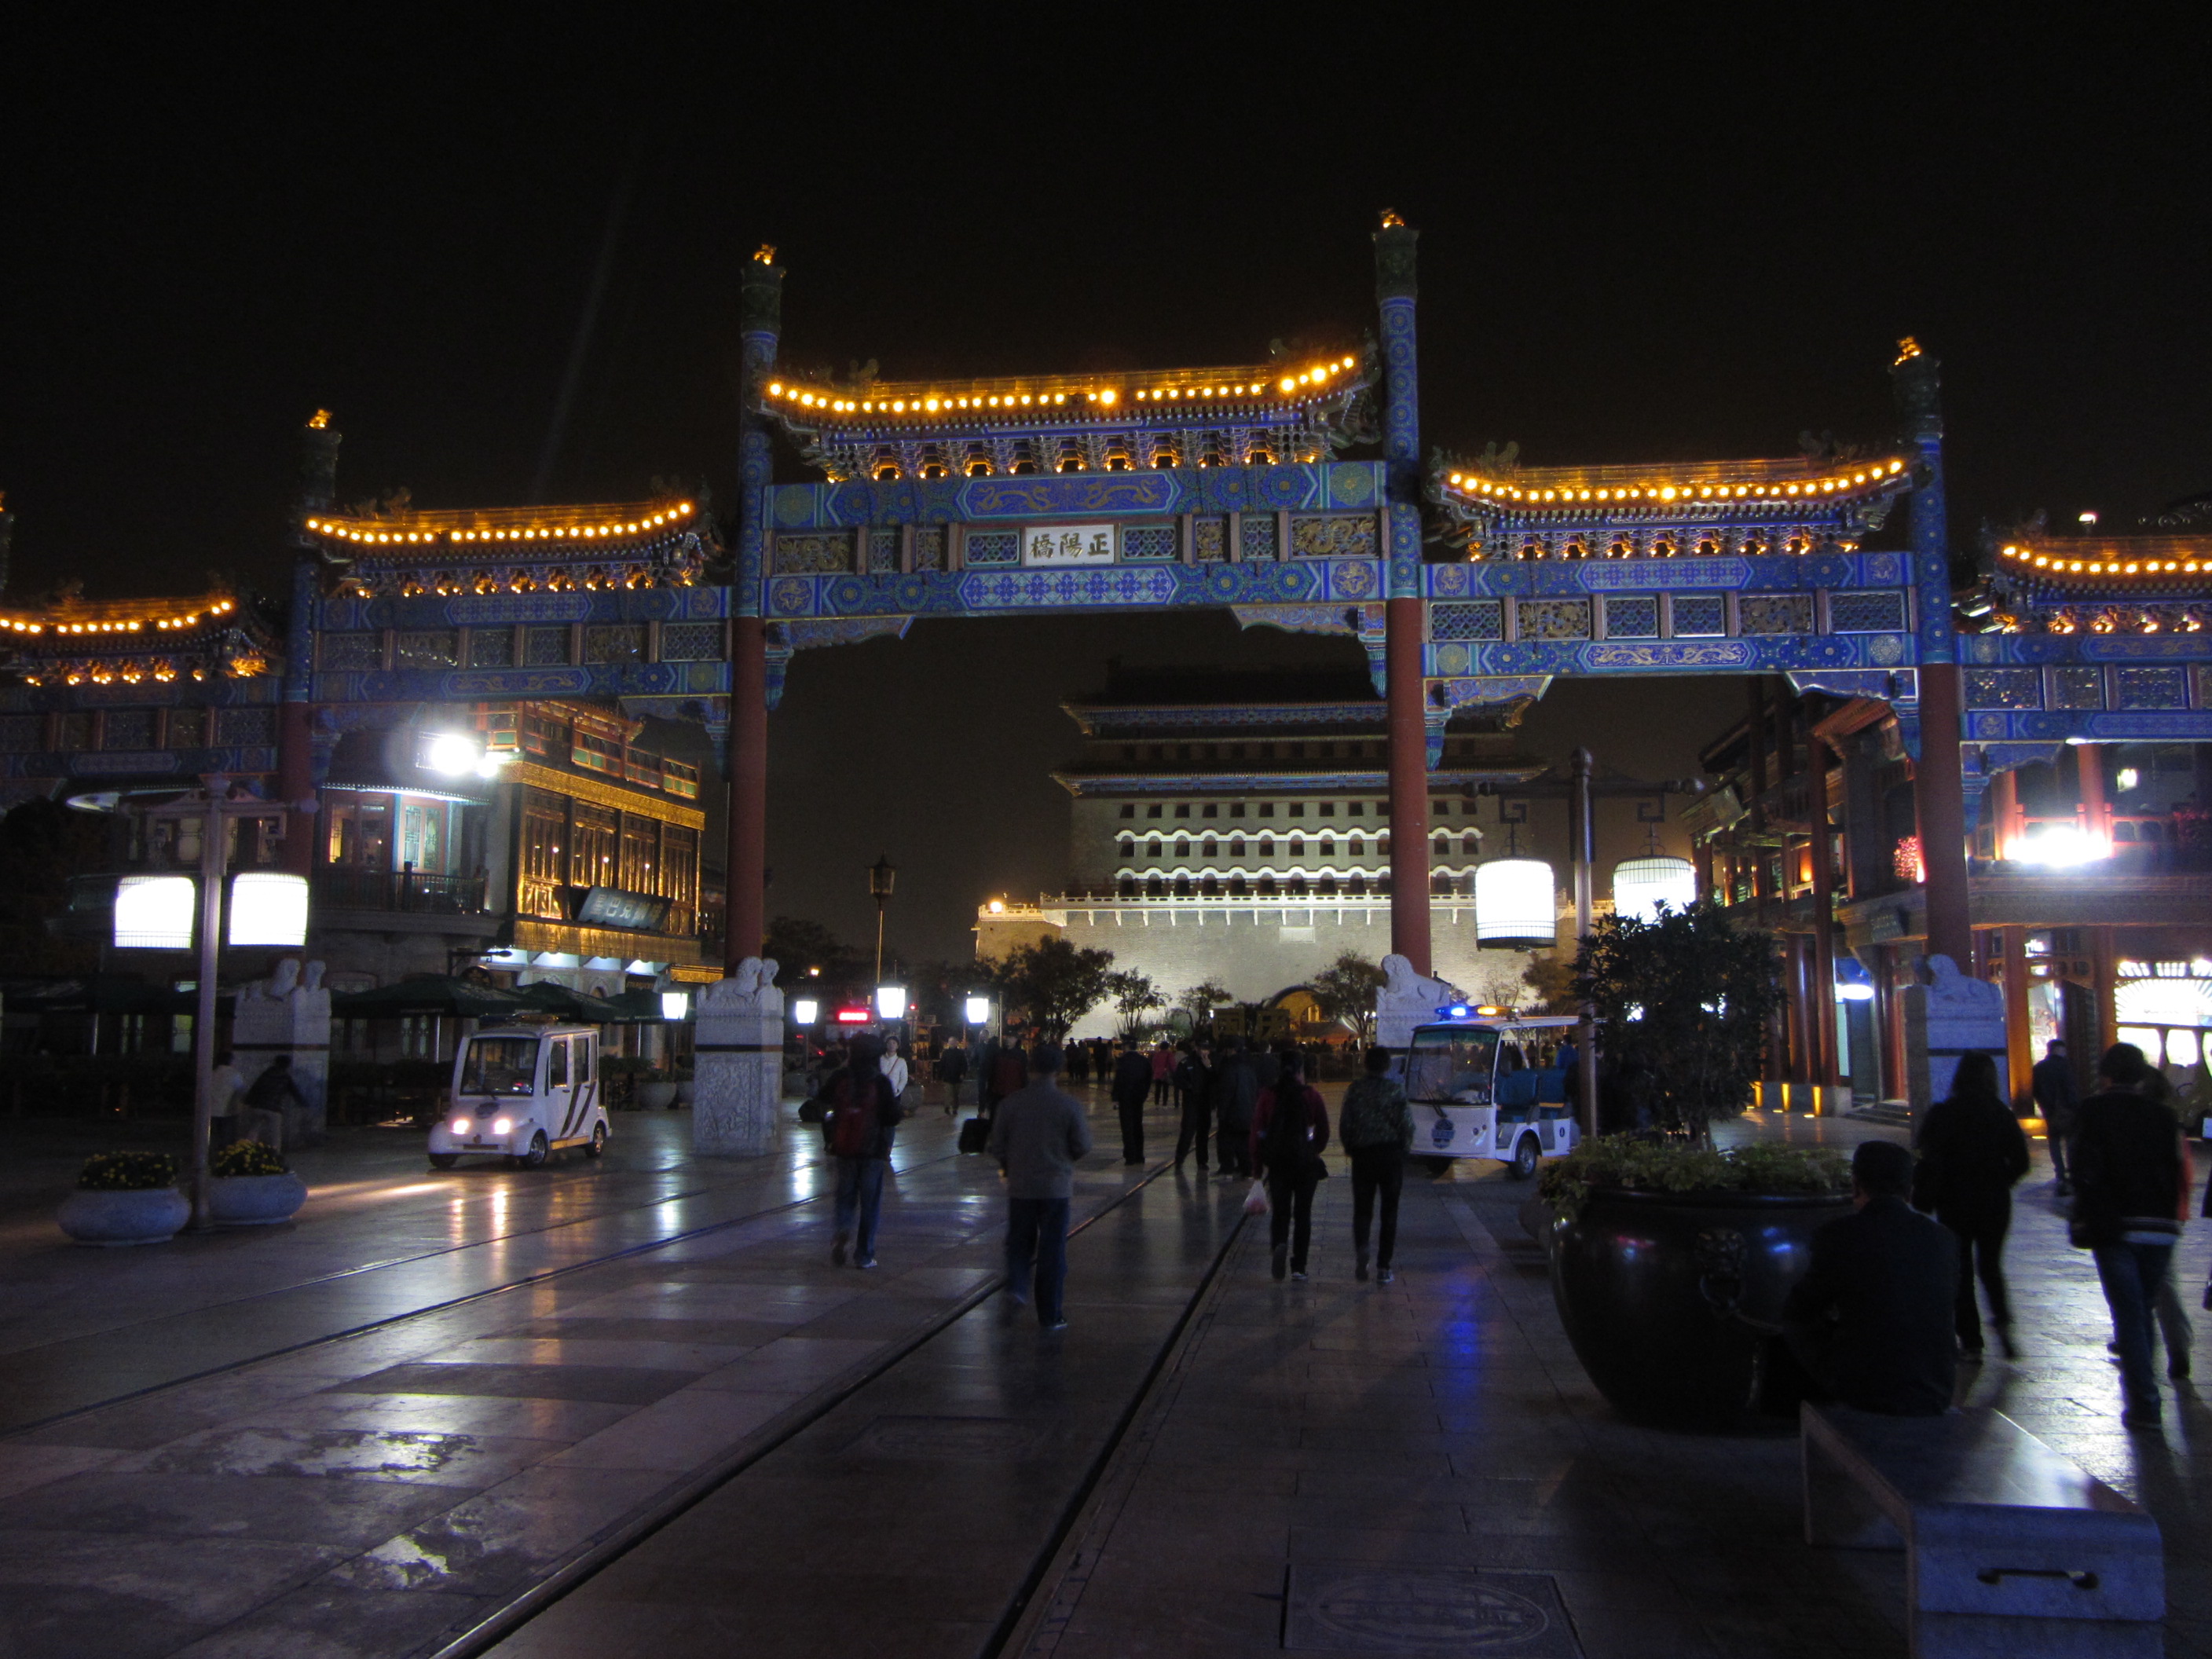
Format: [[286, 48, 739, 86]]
[[0, 1133, 971, 1440], [445, 1159, 1226, 1659]]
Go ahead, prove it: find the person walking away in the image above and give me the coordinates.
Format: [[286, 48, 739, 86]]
[[1173, 1042, 1214, 1175], [1250, 1042, 1281, 1102], [243, 1056, 311, 1149], [2071, 1042, 2186, 1427], [987, 1043, 1093, 1330], [987, 1038, 1028, 1121], [1212, 1037, 1258, 1179], [1173, 1042, 1204, 1118], [2137, 1068, 2194, 1379], [824, 1036, 904, 1269], [2033, 1038, 2079, 1196], [1340, 1045, 1414, 1284], [1110, 1040, 1153, 1165], [1911, 1050, 2030, 1360], [1782, 1141, 1958, 1415], [937, 1039, 967, 1116], [1149, 1042, 1174, 1108], [1251, 1050, 1331, 1281]]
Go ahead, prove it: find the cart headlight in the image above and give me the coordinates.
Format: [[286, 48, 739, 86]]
[[449, 1118, 471, 1134], [493, 1117, 513, 1135]]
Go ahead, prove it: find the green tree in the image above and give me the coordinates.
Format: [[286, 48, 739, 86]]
[[1104, 969, 1166, 1038], [756, 925, 866, 999], [1570, 902, 1782, 1141], [1309, 950, 1387, 1044], [1521, 951, 1578, 1013], [991, 936, 1115, 1041], [1174, 977, 1232, 1021]]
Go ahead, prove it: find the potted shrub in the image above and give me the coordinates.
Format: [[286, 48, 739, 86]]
[[637, 1068, 679, 1111], [1542, 903, 1853, 1427], [59, 1151, 189, 1246], [672, 1063, 696, 1106], [207, 1138, 308, 1226]]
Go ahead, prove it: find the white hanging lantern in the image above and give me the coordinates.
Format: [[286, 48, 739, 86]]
[[228, 872, 310, 947], [1611, 855, 1697, 923], [1475, 858, 1556, 948], [115, 874, 196, 950]]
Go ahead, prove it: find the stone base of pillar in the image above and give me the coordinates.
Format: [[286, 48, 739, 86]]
[[694, 957, 783, 1158], [233, 959, 331, 1145]]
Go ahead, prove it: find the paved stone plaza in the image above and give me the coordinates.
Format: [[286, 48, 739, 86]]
[[0, 1097, 2204, 1658]]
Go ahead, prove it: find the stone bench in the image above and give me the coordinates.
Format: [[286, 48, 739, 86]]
[[1802, 1402, 2163, 1657]]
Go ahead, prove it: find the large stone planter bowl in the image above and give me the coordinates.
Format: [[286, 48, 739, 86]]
[[638, 1081, 679, 1111], [1549, 1185, 1853, 1428], [209, 1172, 308, 1226], [58, 1187, 190, 1247]]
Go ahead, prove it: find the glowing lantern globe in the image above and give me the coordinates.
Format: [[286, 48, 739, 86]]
[[228, 873, 310, 947], [1474, 858, 1556, 948], [1611, 855, 1697, 923], [115, 875, 196, 949]]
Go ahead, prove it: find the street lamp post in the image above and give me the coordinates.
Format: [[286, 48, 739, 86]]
[[1485, 756, 1707, 1139], [137, 775, 314, 1230], [867, 854, 896, 986]]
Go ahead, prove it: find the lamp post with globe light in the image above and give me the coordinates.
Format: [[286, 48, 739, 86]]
[[867, 855, 896, 985]]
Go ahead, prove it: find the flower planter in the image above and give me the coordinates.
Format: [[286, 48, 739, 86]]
[[674, 1082, 696, 1106], [1547, 1185, 1853, 1428], [638, 1081, 679, 1111], [58, 1187, 190, 1247], [208, 1172, 309, 1226]]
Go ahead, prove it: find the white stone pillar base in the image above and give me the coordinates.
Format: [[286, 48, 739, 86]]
[[233, 959, 332, 1144], [694, 958, 782, 1158]]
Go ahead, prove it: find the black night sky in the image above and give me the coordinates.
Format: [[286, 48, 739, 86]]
[[5, 14, 2207, 963]]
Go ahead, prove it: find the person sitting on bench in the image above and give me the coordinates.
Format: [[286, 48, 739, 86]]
[[1783, 1141, 1959, 1415]]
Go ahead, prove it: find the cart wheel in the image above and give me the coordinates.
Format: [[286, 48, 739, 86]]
[[514, 1130, 549, 1170], [1509, 1134, 1540, 1182], [429, 1152, 459, 1170], [583, 1122, 607, 1159]]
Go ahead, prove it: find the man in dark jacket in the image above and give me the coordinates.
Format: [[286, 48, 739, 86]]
[[988, 1044, 1094, 1331], [1172, 1042, 1214, 1174], [1913, 1050, 2031, 1359], [2072, 1043, 2186, 1427], [1211, 1038, 1258, 1179], [1110, 1042, 1154, 1165], [1783, 1140, 1957, 1415], [2032, 1038, 2080, 1195]]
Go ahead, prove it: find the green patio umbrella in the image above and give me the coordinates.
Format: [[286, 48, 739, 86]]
[[330, 977, 535, 1020], [512, 980, 632, 1023]]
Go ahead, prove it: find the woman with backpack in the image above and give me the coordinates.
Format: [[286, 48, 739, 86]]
[[824, 1035, 904, 1269], [1250, 1050, 1331, 1281]]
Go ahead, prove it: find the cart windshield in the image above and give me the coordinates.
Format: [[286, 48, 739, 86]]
[[459, 1037, 538, 1097], [1404, 1027, 1499, 1105]]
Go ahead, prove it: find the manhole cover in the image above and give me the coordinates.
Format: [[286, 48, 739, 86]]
[[853, 1415, 1037, 1460], [1285, 1567, 1581, 1654]]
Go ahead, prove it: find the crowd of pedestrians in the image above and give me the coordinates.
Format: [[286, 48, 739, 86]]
[[804, 1021, 2207, 1423], [1784, 1037, 2205, 1430]]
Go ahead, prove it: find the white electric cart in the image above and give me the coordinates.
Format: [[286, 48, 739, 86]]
[[429, 1023, 608, 1170]]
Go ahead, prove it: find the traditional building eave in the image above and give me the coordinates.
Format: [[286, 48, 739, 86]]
[[1050, 764, 1542, 797], [1427, 453, 1913, 559], [1982, 532, 2212, 636], [759, 349, 1378, 482]]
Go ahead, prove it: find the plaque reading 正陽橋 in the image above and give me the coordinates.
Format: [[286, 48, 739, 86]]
[[1023, 525, 1116, 567]]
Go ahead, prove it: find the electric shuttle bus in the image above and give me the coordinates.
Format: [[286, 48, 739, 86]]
[[1399, 1009, 1584, 1178]]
